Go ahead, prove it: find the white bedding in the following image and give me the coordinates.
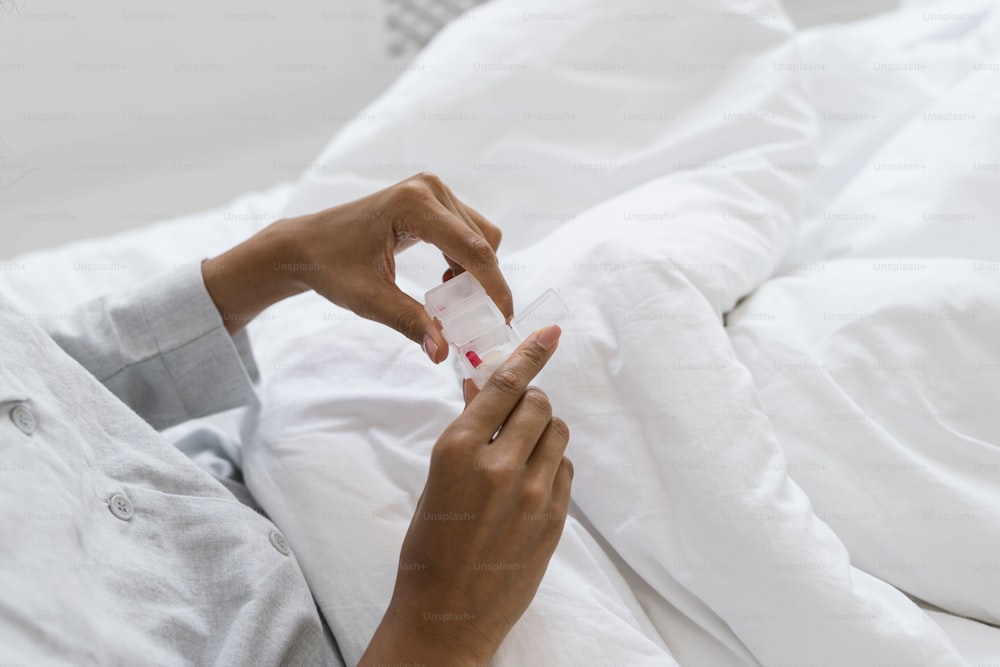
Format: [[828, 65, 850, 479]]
[[3, 0, 999, 664]]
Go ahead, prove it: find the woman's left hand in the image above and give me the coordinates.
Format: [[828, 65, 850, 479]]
[[202, 172, 511, 363]]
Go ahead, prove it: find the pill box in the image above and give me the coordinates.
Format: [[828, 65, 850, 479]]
[[424, 272, 569, 387]]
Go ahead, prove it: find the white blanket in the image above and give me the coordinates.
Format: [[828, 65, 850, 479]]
[[237, 0, 1000, 665], [2, 0, 998, 664]]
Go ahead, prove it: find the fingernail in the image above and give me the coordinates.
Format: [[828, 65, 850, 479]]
[[537, 325, 561, 350], [423, 335, 439, 363]]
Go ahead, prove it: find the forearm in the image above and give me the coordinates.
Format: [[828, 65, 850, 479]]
[[202, 219, 310, 335], [44, 263, 260, 430]]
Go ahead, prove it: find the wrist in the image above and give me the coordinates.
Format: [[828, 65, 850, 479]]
[[360, 595, 496, 667], [202, 219, 309, 334]]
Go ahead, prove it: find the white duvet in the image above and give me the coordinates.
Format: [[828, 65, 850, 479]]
[[3, 0, 999, 664]]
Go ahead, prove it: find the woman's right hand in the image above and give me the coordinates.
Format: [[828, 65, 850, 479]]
[[360, 325, 573, 666]]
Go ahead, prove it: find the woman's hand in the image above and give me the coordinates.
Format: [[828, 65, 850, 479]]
[[202, 172, 511, 362], [360, 325, 573, 666]]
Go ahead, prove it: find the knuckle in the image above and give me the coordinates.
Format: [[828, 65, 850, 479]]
[[393, 191, 433, 222], [437, 424, 475, 451], [522, 480, 550, 508], [396, 179, 437, 209], [549, 417, 570, 440], [414, 171, 442, 189], [467, 236, 497, 268], [522, 387, 552, 417], [397, 178, 428, 199], [481, 221, 502, 248], [488, 368, 524, 397], [393, 308, 422, 340], [428, 442, 457, 471], [517, 341, 548, 370], [431, 434, 459, 458], [480, 459, 518, 483]]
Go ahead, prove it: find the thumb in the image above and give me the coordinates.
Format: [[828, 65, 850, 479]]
[[369, 286, 448, 363]]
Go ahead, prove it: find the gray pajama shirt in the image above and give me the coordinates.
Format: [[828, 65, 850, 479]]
[[0, 264, 341, 665]]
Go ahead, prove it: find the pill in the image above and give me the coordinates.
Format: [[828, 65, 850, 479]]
[[481, 349, 506, 365], [466, 350, 483, 368]]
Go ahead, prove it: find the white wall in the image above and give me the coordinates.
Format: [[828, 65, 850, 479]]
[[1, 0, 405, 258], [784, 0, 900, 27], [1, 0, 899, 259]]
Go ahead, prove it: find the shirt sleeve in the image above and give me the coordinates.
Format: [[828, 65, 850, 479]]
[[43, 262, 260, 431]]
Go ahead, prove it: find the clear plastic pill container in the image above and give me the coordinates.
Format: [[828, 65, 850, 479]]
[[424, 272, 568, 387]]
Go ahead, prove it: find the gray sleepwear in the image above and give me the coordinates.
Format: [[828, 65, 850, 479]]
[[0, 264, 341, 665]]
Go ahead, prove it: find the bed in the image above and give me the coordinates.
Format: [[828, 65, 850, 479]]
[[3, 0, 998, 664]]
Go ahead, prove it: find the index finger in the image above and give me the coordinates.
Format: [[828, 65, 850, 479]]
[[411, 200, 514, 322], [459, 325, 562, 440]]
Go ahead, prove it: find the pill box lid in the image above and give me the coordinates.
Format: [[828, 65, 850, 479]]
[[424, 271, 569, 345], [511, 288, 570, 340]]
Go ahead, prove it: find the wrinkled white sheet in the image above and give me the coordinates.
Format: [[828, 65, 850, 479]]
[[1, 0, 998, 664], [236, 0, 1000, 665]]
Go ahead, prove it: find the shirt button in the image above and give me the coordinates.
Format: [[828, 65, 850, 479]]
[[269, 529, 290, 556], [108, 493, 134, 521], [10, 404, 36, 436]]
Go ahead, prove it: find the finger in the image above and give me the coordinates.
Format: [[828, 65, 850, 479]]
[[441, 200, 502, 290], [410, 200, 514, 323], [366, 285, 448, 363], [443, 259, 462, 279], [438, 188, 503, 279], [551, 456, 574, 511], [460, 201, 502, 252], [462, 378, 479, 407], [492, 387, 553, 463], [437, 184, 487, 243], [460, 325, 561, 440], [415, 178, 487, 279], [527, 417, 571, 483]]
